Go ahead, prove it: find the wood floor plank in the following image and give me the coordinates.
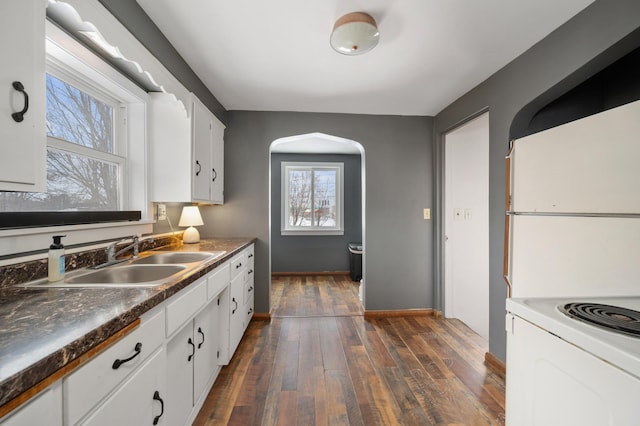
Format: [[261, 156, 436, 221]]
[[194, 275, 504, 426]]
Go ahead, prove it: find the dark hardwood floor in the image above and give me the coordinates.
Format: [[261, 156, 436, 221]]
[[194, 275, 505, 425]]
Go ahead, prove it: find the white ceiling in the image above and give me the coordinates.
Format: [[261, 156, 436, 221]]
[[136, 0, 595, 117]]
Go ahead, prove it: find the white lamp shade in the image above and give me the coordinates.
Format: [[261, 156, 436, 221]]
[[179, 206, 204, 244], [178, 206, 204, 227], [330, 12, 379, 55]]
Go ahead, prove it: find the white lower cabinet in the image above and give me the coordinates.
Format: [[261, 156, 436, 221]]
[[0, 382, 62, 425], [244, 245, 255, 327], [63, 308, 166, 425], [165, 281, 223, 426], [229, 272, 245, 357], [4, 244, 255, 426], [227, 244, 254, 358], [80, 348, 166, 426]]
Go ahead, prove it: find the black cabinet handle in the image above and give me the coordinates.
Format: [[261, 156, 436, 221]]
[[112, 342, 142, 369], [197, 326, 205, 349], [187, 337, 195, 362], [248, 285, 253, 292], [248, 307, 253, 315], [248, 269, 253, 275], [11, 81, 29, 123], [232, 297, 238, 314], [195, 160, 202, 176], [236, 262, 242, 269], [248, 253, 253, 259], [153, 391, 164, 425], [212, 168, 217, 182]]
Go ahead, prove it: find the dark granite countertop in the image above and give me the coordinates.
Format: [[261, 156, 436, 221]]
[[0, 237, 255, 408]]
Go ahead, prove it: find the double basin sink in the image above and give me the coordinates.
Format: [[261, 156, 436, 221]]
[[22, 251, 226, 288]]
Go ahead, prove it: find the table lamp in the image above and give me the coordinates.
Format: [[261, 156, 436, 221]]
[[178, 206, 204, 243]]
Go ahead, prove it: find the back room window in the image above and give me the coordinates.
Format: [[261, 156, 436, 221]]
[[281, 162, 344, 235]]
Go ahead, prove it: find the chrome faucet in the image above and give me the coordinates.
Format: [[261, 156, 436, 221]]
[[93, 235, 140, 269]]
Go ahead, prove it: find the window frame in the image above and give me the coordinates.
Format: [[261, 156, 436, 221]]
[[281, 161, 344, 236], [44, 67, 128, 210]]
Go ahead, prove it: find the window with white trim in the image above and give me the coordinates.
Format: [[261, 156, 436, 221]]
[[0, 24, 146, 215], [281, 162, 344, 235]]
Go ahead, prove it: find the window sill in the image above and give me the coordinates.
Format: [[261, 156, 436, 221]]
[[281, 229, 345, 236]]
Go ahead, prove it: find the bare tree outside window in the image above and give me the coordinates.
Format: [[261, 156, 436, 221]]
[[0, 74, 121, 212]]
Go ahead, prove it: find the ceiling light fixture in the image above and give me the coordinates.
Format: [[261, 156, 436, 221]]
[[330, 12, 379, 55]]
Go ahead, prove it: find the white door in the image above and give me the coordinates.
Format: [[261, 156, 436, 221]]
[[444, 113, 490, 340]]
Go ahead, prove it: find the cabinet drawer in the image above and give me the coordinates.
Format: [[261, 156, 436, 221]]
[[243, 276, 254, 305], [244, 295, 254, 327], [165, 277, 207, 337], [1, 382, 61, 426], [244, 264, 254, 283], [64, 309, 165, 425], [207, 263, 230, 300], [229, 253, 246, 280], [246, 245, 255, 267]]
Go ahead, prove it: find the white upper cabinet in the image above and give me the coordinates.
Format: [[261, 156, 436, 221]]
[[192, 95, 224, 204], [148, 92, 191, 202], [0, 0, 46, 192], [148, 92, 224, 204]]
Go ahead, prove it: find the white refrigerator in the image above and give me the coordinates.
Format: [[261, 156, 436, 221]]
[[504, 99, 640, 425], [504, 99, 640, 299]]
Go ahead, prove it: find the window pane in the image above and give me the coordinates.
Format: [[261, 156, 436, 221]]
[[288, 170, 312, 226], [0, 149, 119, 211], [313, 170, 336, 227], [46, 73, 114, 153]]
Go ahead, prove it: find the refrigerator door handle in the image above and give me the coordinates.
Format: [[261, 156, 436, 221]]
[[503, 149, 514, 298]]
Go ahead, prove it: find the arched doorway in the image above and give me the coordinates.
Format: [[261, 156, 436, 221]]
[[268, 133, 366, 312]]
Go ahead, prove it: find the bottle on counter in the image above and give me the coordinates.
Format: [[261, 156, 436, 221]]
[[48, 235, 66, 282]]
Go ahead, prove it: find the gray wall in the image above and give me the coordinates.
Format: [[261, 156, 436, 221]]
[[199, 111, 433, 313], [433, 0, 640, 361], [271, 153, 362, 273]]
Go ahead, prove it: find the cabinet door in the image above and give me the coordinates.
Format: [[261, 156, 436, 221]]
[[0, 0, 46, 192], [147, 93, 191, 202], [216, 287, 231, 365], [229, 273, 245, 357], [166, 324, 195, 426], [81, 349, 166, 426], [191, 96, 212, 202], [193, 301, 219, 404], [210, 116, 225, 204]]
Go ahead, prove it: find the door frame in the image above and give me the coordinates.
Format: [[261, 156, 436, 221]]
[[435, 109, 490, 338]]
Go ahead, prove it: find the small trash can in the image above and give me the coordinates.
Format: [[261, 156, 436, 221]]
[[348, 243, 363, 281]]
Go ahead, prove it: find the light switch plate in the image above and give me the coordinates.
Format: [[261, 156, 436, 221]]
[[423, 208, 431, 220]]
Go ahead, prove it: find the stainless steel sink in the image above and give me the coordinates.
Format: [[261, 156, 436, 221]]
[[131, 251, 225, 265], [23, 264, 188, 288], [20, 250, 226, 289], [68, 265, 187, 285]]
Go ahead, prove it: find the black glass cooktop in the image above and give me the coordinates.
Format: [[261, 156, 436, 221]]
[[559, 303, 640, 337]]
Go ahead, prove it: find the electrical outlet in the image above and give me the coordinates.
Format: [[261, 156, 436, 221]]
[[157, 203, 167, 221]]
